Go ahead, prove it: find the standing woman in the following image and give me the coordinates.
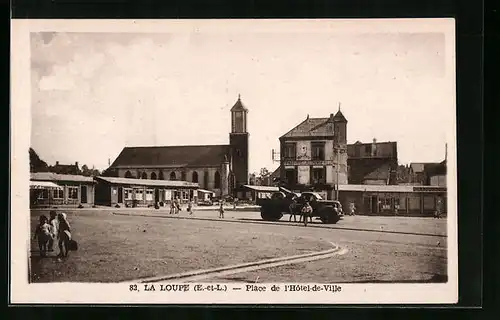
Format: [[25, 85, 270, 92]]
[[57, 213, 71, 258]]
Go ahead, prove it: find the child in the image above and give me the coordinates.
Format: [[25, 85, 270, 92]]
[[219, 199, 225, 219], [48, 210, 58, 252], [57, 213, 71, 258], [301, 201, 313, 226], [34, 215, 51, 257]]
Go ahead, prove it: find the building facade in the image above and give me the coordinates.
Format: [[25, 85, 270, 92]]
[[278, 110, 348, 199], [347, 139, 398, 185], [94, 176, 199, 207], [108, 96, 249, 198], [30, 172, 95, 207]]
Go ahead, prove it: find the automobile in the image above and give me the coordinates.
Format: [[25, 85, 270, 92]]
[[258, 187, 343, 224]]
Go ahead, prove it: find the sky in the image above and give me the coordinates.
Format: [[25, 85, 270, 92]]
[[30, 25, 453, 173]]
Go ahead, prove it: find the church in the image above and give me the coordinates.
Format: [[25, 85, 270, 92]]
[[108, 96, 250, 199]]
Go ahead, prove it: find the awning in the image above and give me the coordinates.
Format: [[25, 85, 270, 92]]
[[243, 185, 279, 192], [197, 189, 215, 194], [30, 181, 63, 190]]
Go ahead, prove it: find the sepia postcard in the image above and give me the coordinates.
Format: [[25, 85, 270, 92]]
[[10, 18, 457, 304]]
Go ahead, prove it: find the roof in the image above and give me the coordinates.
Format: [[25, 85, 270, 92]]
[[332, 110, 347, 122], [31, 172, 94, 183], [410, 162, 446, 175], [363, 163, 391, 181], [30, 181, 63, 190], [95, 176, 199, 188], [280, 117, 332, 138], [110, 145, 231, 168], [244, 185, 280, 192], [230, 96, 248, 112], [338, 184, 446, 193]]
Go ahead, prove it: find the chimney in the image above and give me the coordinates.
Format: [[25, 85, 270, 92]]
[[75, 161, 79, 168], [371, 138, 377, 157], [56, 161, 59, 166]]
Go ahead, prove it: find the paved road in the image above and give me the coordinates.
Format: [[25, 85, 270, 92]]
[[30, 208, 448, 283], [112, 208, 448, 283]]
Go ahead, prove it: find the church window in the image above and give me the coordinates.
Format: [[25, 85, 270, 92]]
[[192, 171, 199, 183], [170, 172, 177, 180], [214, 171, 221, 189], [181, 171, 187, 181], [159, 171, 164, 180], [141, 172, 147, 179], [151, 172, 157, 180], [125, 171, 133, 178]]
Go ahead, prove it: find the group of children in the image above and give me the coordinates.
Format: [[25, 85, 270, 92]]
[[34, 211, 72, 258]]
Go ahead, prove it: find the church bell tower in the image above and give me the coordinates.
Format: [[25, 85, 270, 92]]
[[229, 95, 249, 193]]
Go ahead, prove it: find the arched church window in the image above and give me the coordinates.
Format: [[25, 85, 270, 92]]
[[170, 172, 176, 180], [141, 172, 147, 179], [159, 171, 164, 180], [181, 171, 186, 181], [214, 171, 221, 189], [192, 171, 199, 183], [125, 171, 133, 178], [151, 172, 157, 180]]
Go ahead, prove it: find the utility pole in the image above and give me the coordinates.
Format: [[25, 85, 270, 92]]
[[336, 146, 340, 200]]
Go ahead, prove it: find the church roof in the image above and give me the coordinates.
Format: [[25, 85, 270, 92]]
[[110, 145, 231, 169], [230, 95, 248, 112]]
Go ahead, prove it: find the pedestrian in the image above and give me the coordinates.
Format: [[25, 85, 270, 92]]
[[34, 214, 51, 257], [176, 196, 182, 214], [301, 201, 313, 226], [219, 199, 225, 218], [435, 198, 443, 219], [349, 202, 356, 216], [57, 212, 71, 258], [289, 196, 298, 222], [169, 200, 175, 215], [187, 198, 194, 215], [233, 197, 238, 210], [48, 210, 59, 252]]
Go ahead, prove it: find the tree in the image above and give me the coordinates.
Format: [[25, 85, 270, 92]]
[[256, 167, 272, 186], [29, 148, 48, 172]]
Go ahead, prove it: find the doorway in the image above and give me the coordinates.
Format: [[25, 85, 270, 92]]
[[118, 187, 123, 203], [154, 189, 160, 203], [371, 196, 378, 214], [81, 185, 87, 203]]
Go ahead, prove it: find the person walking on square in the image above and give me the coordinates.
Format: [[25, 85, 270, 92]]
[[233, 197, 238, 210], [219, 199, 225, 219], [169, 200, 175, 214], [349, 202, 356, 216], [187, 198, 194, 215]]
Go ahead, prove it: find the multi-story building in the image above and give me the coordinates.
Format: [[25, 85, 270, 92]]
[[278, 110, 348, 199], [347, 139, 398, 185]]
